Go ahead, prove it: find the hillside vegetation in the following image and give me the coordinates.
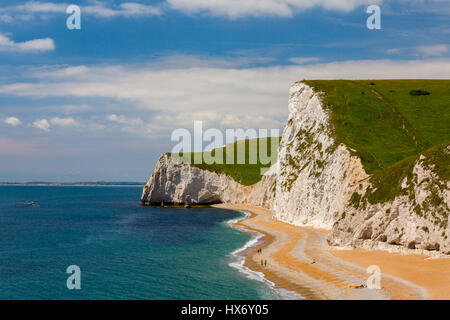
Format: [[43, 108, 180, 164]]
[[171, 137, 281, 186], [303, 80, 449, 174], [304, 80, 449, 204]]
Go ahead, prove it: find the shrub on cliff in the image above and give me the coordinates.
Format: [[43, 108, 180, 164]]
[[409, 90, 430, 96]]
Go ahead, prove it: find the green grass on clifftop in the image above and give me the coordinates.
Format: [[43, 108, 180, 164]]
[[172, 137, 281, 186], [303, 80, 450, 174]]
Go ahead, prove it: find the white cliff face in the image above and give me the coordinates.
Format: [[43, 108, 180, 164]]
[[142, 82, 449, 254], [329, 152, 450, 255], [141, 153, 275, 208], [273, 83, 368, 229], [274, 83, 449, 254]]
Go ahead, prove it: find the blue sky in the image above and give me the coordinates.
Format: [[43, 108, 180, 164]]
[[0, 0, 449, 182]]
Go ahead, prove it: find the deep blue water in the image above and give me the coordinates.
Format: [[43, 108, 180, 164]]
[[0, 186, 274, 299]]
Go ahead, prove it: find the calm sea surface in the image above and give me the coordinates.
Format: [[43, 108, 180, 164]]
[[0, 186, 275, 299]]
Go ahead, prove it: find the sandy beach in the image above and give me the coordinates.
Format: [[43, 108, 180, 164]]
[[215, 203, 450, 300]]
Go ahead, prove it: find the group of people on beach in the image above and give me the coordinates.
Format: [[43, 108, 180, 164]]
[[257, 248, 267, 267]]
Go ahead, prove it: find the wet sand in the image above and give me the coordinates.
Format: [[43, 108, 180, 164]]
[[215, 203, 450, 300]]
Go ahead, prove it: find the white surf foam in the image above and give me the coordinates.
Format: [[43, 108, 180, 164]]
[[226, 210, 304, 300]]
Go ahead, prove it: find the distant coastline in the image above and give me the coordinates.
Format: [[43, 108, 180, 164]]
[[0, 182, 145, 187]]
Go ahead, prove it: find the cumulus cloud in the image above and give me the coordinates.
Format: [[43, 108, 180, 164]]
[[50, 117, 78, 127], [0, 0, 384, 21], [83, 2, 163, 18], [0, 33, 55, 52], [1, 0, 449, 21], [11, 1, 67, 13], [0, 1, 162, 21], [2, 57, 450, 136], [166, 0, 380, 18], [3, 116, 22, 126], [32, 118, 50, 131]]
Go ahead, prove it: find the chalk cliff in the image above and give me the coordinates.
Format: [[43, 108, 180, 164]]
[[329, 149, 450, 254], [141, 153, 275, 208], [141, 82, 450, 255]]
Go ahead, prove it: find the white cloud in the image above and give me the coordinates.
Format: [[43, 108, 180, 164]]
[[83, 2, 163, 18], [0, 1, 162, 20], [1, 0, 449, 21], [3, 57, 450, 137], [3, 116, 22, 126], [167, 0, 380, 18], [416, 44, 449, 57], [289, 57, 321, 64], [12, 1, 67, 13], [0, 33, 55, 52], [32, 118, 50, 131], [50, 117, 78, 127], [0, 0, 383, 21]]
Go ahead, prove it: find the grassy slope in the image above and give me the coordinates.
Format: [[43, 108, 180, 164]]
[[172, 137, 281, 186], [304, 80, 449, 203]]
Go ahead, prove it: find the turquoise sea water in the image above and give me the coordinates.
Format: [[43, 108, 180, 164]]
[[0, 186, 275, 299]]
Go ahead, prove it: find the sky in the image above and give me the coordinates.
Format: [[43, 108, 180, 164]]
[[0, 0, 449, 182]]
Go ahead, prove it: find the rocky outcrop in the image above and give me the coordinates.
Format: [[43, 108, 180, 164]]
[[329, 150, 450, 254], [141, 82, 449, 255], [141, 153, 276, 208]]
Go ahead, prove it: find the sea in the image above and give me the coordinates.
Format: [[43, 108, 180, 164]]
[[0, 186, 278, 299]]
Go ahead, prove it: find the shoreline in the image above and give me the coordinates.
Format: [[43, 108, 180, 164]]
[[225, 209, 304, 300], [215, 203, 450, 300]]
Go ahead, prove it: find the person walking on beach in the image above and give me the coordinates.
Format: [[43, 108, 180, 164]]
[[261, 259, 263, 266], [264, 260, 267, 266]]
